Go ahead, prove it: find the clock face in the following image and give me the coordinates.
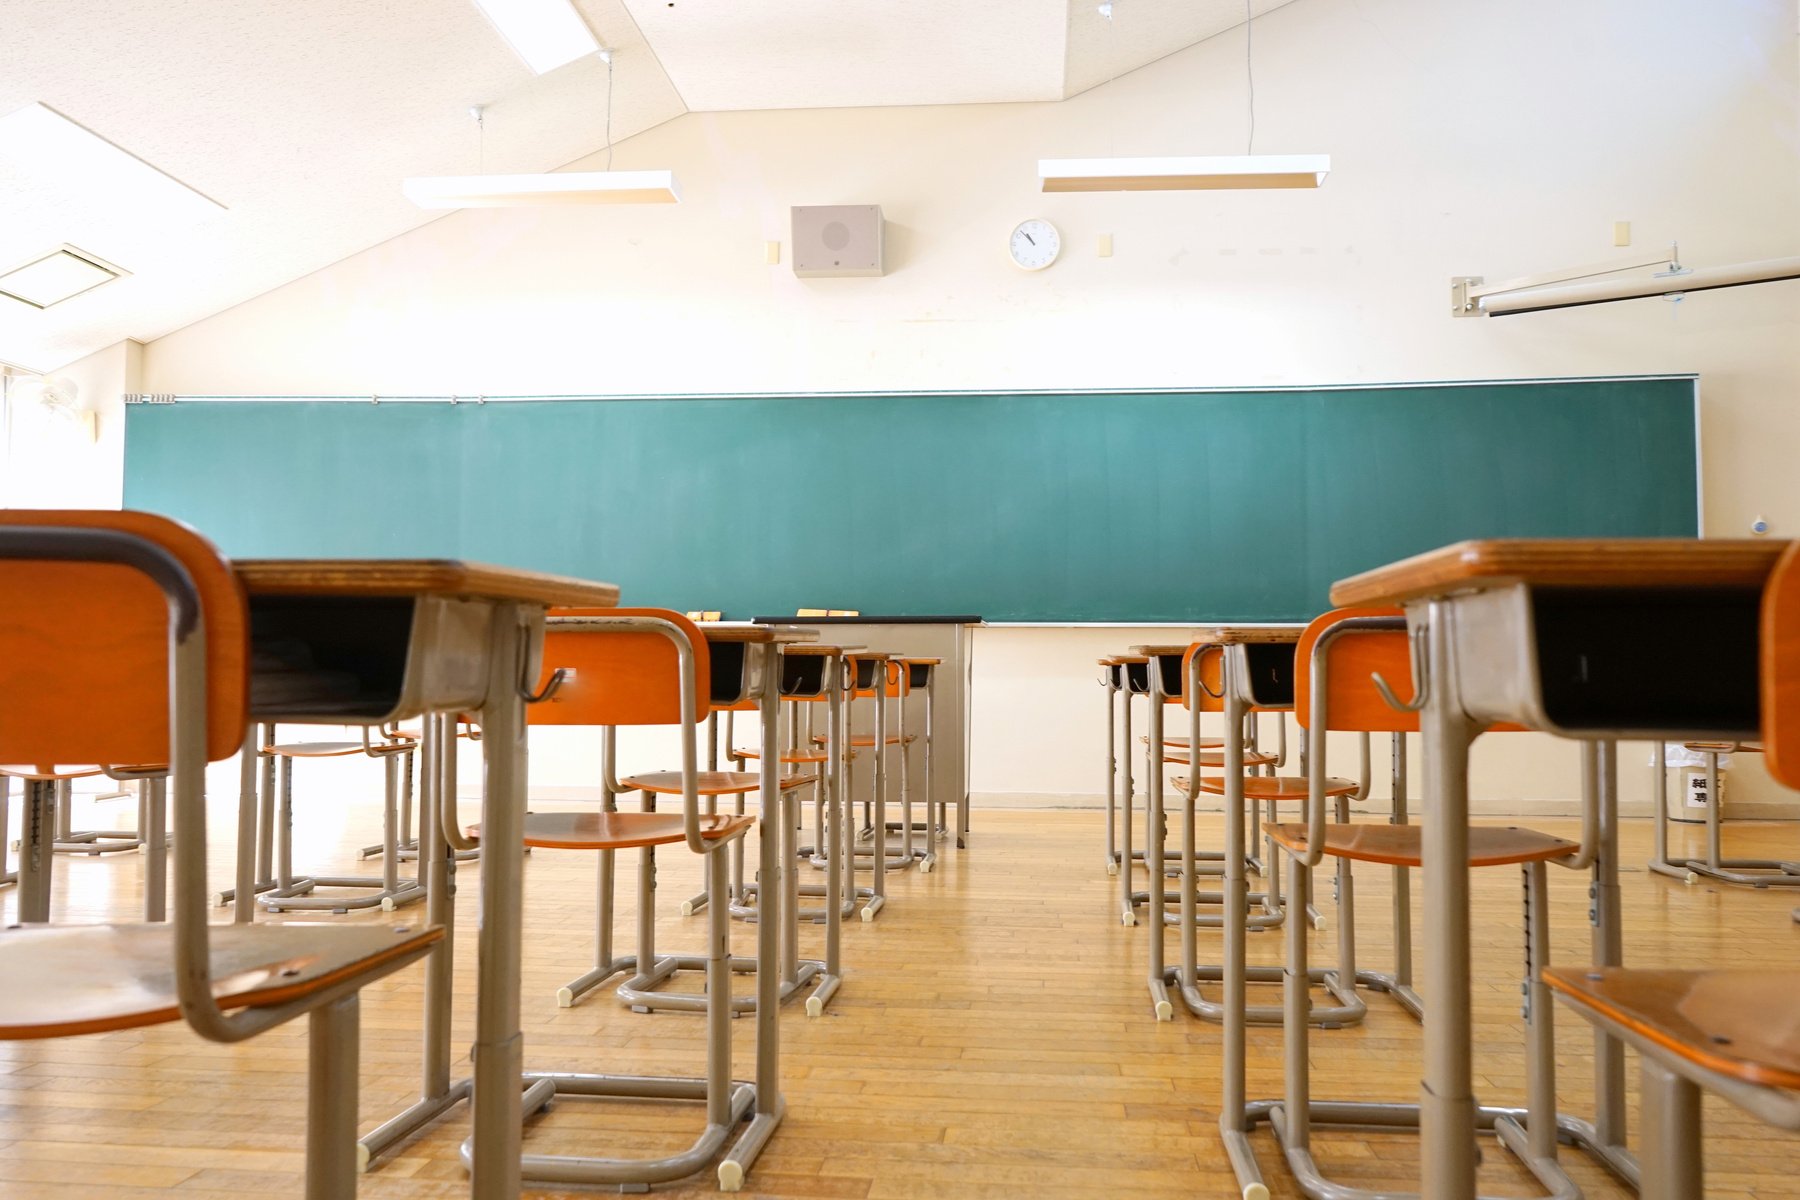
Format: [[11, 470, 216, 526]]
[[1008, 219, 1061, 271]]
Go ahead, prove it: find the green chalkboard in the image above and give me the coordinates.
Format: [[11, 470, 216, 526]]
[[122, 379, 1698, 621]]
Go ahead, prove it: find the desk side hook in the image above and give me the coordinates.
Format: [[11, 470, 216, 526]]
[[1371, 625, 1429, 714]]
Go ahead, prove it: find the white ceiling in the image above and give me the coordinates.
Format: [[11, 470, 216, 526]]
[[618, 0, 1071, 110], [1, 0, 1298, 372], [1065, 0, 1300, 98]]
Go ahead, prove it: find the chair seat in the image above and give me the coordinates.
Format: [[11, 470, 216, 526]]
[[263, 741, 367, 758], [0, 922, 442, 1041], [810, 735, 916, 748], [621, 770, 817, 796], [1162, 749, 1278, 768], [733, 747, 833, 764], [510, 811, 758, 850], [0, 764, 106, 781], [1543, 967, 1800, 1090], [1141, 735, 1225, 749], [1175, 775, 1360, 801], [1683, 740, 1764, 754], [1267, 822, 1578, 868]]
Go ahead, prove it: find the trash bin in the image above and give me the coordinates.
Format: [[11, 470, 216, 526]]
[[1660, 743, 1731, 826]]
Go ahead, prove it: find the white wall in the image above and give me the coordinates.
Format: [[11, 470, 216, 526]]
[[71, 0, 1800, 808], [1, 339, 135, 508]]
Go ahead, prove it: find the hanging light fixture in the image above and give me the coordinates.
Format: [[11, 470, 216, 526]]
[[403, 50, 680, 208], [1038, 1, 1329, 192], [403, 169, 678, 207]]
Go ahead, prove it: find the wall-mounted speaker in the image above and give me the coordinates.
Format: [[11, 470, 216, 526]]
[[791, 205, 884, 278]]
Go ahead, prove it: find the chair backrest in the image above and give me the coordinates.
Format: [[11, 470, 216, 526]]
[[1763, 541, 1800, 789], [0, 510, 248, 767], [1294, 607, 1418, 734], [533, 607, 710, 727]]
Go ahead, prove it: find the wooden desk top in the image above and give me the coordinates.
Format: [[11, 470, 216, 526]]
[[782, 643, 862, 657], [1132, 626, 1302, 655], [696, 623, 819, 645], [235, 559, 620, 609], [1196, 625, 1304, 645], [1331, 539, 1787, 608]]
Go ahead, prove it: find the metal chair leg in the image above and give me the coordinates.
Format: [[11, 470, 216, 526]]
[[1639, 1059, 1704, 1200], [305, 993, 361, 1200]]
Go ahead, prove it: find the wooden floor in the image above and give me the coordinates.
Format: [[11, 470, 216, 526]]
[[5, 789, 1800, 1198]]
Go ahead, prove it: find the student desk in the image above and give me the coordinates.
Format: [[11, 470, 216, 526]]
[[1331, 538, 1784, 1200], [753, 615, 978, 847], [693, 622, 832, 1014], [235, 559, 620, 1200]]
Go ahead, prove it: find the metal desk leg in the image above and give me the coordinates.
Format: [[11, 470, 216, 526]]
[[862, 682, 888, 921], [18, 778, 56, 922], [258, 727, 276, 884], [360, 713, 472, 1169], [1589, 741, 1635, 1177], [1217, 657, 1262, 1197], [1419, 599, 1479, 1200], [925, 669, 943, 845], [1119, 688, 1138, 927], [233, 727, 258, 924], [218, 725, 282, 911], [0, 776, 13, 889], [720, 644, 789, 1189], [810, 660, 846, 1013], [1104, 672, 1119, 874], [824, 659, 846, 977], [469, 602, 530, 1200], [144, 776, 168, 921], [1647, 740, 1689, 881], [1145, 683, 1172, 1020]]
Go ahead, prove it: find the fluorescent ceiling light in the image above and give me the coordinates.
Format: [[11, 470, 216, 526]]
[[1038, 154, 1330, 192], [0, 103, 224, 226], [470, 0, 600, 74], [402, 170, 680, 208], [0, 246, 126, 309]]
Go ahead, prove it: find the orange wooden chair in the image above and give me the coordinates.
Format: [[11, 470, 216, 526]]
[[467, 606, 787, 1189], [1141, 636, 1337, 1030], [0, 509, 441, 1198], [1648, 736, 1799, 888], [1544, 539, 1800, 1200], [1249, 607, 1584, 1200], [1168, 641, 1320, 936], [255, 724, 425, 913]]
